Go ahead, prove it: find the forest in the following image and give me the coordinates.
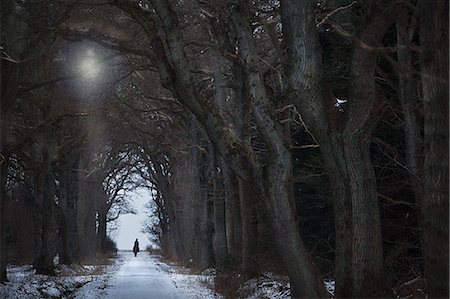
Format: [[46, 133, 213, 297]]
[[0, 0, 448, 298]]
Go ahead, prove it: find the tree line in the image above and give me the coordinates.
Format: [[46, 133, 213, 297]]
[[0, 0, 448, 298]]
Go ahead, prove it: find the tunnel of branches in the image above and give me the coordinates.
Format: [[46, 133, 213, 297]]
[[1, 0, 448, 298]]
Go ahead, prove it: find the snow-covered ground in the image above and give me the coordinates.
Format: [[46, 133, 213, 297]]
[[0, 251, 222, 299], [0, 252, 334, 299], [239, 272, 291, 298], [238, 273, 333, 298], [155, 257, 334, 299], [0, 262, 113, 299], [97, 251, 221, 299]]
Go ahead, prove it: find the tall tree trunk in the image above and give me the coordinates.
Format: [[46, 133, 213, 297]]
[[397, 10, 422, 203], [166, 182, 180, 260], [77, 150, 97, 260], [0, 3, 22, 282], [0, 154, 8, 282], [196, 147, 214, 269], [63, 164, 81, 263], [238, 179, 258, 276], [153, 161, 179, 259], [221, 160, 241, 259], [0, 96, 11, 282], [55, 206, 71, 265], [35, 145, 56, 275], [419, 0, 449, 297], [344, 134, 384, 297], [97, 209, 107, 254], [320, 137, 353, 297], [197, 188, 213, 270], [212, 160, 228, 267], [265, 149, 328, 298]]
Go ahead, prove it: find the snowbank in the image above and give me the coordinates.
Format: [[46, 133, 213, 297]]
[[152, 256, 222, 299], [0, 264, 108, 299]]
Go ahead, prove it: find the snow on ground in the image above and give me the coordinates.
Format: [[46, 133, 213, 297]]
[[239, 272, 291, 299], [234, 272, 334, 299], [0, 262, 114, 299], [1, 252, 334, 299], [155, 256, 335, 299], [323, 279, 335, 295], [1, 252, 220, 299], [152, 256, 222, 299], [72, 257, 121, 299]]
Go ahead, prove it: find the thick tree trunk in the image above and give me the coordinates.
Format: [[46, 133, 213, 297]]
[[165, 203, 178, 260], [35, 146, 56, 275], [0, 87, 12, 281], [266, 152, 329, 298], [397, 12, 422, 203], [167, 216, 178, 259], [344, 135, 384, 297], [97, 207, 108, 254], [0, 155, 8, 282], [77, 151, 97, 260], [221, 160, 242, 259], [197, 188, 213, 270], [419, 1, 449, 297], [63, 165, 81, 263], [0, 5, 22, 282], [212, 165, 228, 267], [191, 152, 213, 269], [153, 161, 179, 259], [196, 146, 214, 270], [55, 206, 71, 265], [238, 179, 258, 275], [57, 155, 80, 264], [320, 137, 353, 297]]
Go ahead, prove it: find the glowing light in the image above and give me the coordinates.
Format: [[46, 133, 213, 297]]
[[79, 51, 101, 79]]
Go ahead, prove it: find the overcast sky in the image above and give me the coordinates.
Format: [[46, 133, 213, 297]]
[[113, 188, 152, 250]]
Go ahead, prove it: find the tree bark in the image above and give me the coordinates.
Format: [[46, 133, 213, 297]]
[[238, 179, 258, 276], [344, 134, 384, 297], [397, 10, 422, 203], [97, 209, 108, 254], [320, 137, 353, 297], [221, 160, 242, 259], [55, 205, 71, 265], [77, 149, 97, 260], [153, 160, 179, 259], [419, 0, 449, 297], [0, 154, 8, 282], [61, 162, 81, 263], [212, 157, 228, 267], [196, 145, 214, 269], [0, 0, 24, 282], [35, 142, 56, 275]]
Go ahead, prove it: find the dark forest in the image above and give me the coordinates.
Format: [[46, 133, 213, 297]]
[[1, 0, 448, 298]]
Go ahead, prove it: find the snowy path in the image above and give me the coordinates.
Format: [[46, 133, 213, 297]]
[[102, 251, 182, 299], [1, 251, 220, 299]]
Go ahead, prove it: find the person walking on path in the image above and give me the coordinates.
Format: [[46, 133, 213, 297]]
[[133, 239, 140, 257]]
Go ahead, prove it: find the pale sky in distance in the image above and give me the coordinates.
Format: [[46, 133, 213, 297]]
[[114, 188, 151, 250]]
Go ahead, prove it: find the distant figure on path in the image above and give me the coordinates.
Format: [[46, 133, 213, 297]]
[[133, 239, 140, 257]]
